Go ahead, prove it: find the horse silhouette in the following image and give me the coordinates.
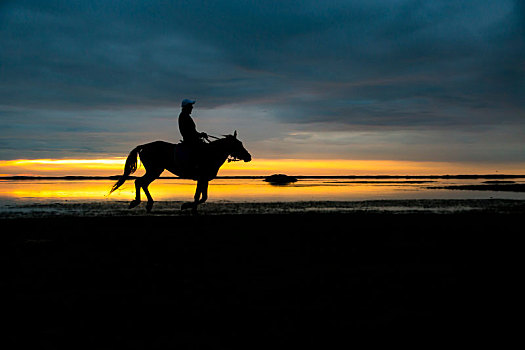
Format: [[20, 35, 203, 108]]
[[109, 131, 251, 213]]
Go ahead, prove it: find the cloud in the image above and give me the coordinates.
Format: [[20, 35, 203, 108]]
[[0, 0, 524, 161]]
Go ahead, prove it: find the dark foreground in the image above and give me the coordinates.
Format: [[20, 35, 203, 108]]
[[4, 212, 521, 347]]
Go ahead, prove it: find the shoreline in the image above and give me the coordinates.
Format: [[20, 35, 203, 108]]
[[2, 198, 525, 219]]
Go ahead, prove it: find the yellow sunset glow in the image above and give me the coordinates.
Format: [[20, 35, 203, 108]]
[[1, 157, 524, 177]]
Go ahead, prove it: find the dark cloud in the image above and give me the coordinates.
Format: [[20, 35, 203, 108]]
[[0, 0, 524, 161]]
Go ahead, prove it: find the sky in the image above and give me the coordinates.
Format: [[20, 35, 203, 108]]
[[1, 0, 524, 175]]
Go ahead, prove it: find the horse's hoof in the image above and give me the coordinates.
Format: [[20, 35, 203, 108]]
[[146, 201, 154, 213], [129, 200, 141, 209], [181, 202, 193, 210]]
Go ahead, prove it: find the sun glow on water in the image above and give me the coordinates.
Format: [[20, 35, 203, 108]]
[[2, 178, 525, 204], [0, 178, 420, 202]]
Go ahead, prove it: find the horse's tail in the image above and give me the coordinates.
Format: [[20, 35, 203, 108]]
[[108, 146, 141, 195]]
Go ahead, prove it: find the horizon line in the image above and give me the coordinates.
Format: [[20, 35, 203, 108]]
[[2, 174, 525, 180]]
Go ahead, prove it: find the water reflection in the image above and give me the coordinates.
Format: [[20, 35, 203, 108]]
[[1, 178, 525, 203]]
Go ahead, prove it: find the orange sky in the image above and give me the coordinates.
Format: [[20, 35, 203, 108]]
[[1, 158, 524, 177]]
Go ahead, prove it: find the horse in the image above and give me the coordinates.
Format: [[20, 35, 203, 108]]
[[108, 131, 251, 213]]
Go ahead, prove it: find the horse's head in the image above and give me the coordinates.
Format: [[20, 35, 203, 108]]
[[224, 130, 252, 162]]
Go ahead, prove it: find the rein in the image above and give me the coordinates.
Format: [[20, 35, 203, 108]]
[[205, 134, 221, 141], [203, 134, 241, 162]]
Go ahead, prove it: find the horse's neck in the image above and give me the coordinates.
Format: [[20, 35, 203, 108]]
[[209, 138, 231, 158], [209, 139, 230, 167]]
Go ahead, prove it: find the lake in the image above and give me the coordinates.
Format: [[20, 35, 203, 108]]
[[1, 177, 525, 204]]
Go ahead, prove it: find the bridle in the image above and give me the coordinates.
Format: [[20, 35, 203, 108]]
[[203, 134, 242, 162]]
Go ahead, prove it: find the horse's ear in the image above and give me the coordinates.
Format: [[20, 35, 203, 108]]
[[234, 130, 237, 138]]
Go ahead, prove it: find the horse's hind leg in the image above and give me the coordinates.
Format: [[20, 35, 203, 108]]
[[141, 168, 164, 212], [128, 168, 163, 210], [128, 180, 142, 209]]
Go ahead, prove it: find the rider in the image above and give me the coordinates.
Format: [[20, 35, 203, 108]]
[[178, 99, 208, 170]]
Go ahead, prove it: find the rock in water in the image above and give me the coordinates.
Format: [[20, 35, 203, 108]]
[[264, 174, 298, 185]]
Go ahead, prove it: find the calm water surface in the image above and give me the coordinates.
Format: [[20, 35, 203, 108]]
[[1, 178, 525, 205]]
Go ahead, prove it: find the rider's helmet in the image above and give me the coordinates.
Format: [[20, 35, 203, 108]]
[[181, 99, 196, 107]]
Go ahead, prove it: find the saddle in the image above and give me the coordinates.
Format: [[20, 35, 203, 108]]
[[173, 141, 207, 179]]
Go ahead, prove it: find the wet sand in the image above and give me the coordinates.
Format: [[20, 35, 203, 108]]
[[4, 202, 522, 347], [429, 184, 525, 192], [2, 198, 525, 218]]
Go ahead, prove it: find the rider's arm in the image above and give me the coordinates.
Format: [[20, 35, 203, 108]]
[[179, 114, 201, 140]]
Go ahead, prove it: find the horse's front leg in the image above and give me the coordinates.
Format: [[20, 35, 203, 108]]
[[182, 179, 208, 213], [196, 180, 208, 204]]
